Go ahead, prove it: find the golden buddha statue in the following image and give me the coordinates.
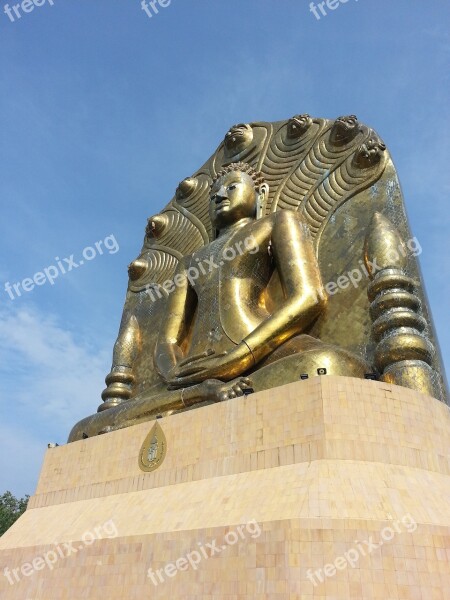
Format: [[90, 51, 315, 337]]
[[68, 115, 447, 443]]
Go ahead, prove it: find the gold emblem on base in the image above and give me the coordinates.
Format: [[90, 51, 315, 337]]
[[138, 421, 167, 472]]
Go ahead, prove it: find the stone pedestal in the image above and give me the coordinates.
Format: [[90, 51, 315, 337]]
[[1, 377, 449, 599]]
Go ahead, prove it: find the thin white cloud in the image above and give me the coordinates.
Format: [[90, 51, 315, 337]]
[[0, 304, 110, 431]]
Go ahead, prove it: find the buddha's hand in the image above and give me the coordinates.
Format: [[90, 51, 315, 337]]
[[201, 377, 254, 402], [168, 343, 253, 385]]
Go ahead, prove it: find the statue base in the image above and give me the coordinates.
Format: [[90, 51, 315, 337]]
[[1, 376, 449, 599]]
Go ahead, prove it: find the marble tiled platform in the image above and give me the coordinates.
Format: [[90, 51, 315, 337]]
[[0, 377, 449, 599]]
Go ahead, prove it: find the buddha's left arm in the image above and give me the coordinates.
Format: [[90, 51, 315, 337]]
[[243, 211, 326, 365]]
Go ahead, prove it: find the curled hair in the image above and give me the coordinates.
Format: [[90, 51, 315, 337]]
[[212, 162, 266, 189]]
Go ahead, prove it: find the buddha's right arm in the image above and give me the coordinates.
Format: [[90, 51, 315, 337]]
[[154, 259, 197, 379]]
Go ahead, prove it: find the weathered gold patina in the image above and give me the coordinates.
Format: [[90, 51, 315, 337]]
[[68, 115, 448, 442]]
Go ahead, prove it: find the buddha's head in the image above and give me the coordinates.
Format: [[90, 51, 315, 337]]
[[210, 162, 268, 232]]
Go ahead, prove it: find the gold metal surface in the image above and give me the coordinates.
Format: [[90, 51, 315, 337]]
[[364, 213, 440, 398], [68, 115, 448, 442]]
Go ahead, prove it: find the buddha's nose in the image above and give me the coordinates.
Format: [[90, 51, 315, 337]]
[[216, 186, 228, 201]]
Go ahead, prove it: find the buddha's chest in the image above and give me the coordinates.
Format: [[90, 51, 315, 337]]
[[186, 235, 231, 294]]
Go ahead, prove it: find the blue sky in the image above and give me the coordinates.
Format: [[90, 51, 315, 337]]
[[0, 0, 449, 498]]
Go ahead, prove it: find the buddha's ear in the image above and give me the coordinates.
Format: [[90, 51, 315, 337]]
[[256, 183, 269, 219]]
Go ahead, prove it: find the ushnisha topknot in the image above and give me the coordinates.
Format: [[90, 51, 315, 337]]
[[212, 162, 266, 190]]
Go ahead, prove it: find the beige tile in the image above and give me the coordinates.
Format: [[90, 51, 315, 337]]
[[1, 377, 449, 599]]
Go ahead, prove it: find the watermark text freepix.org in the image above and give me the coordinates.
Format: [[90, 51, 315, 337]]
[[3, 0, 55, 23], [144, 235, 258, 303], [323, 236, 422, 297], [309, 0, 360, 21], [307, 514, 418, 586], [148, 519, 261, 586], [141, 0, 171, 19], [3, 234, 119, 301], [3, 519, 118, 586]]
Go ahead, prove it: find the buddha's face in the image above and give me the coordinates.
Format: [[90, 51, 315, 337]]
[[210, 171, 257, 230]]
